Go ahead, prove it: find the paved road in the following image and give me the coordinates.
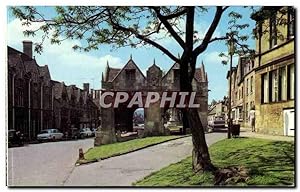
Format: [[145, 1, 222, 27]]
[[7, 132, 226, 186], [7, 138, 94, 186], [64, 132, 226, 186]]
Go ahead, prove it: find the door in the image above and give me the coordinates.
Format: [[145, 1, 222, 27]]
[[283, 109, 294, 136]]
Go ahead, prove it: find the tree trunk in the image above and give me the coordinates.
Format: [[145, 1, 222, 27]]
[[180, 55, 216, 172], [188, 108, 216, 172]]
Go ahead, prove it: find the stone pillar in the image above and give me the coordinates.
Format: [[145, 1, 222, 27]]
[[94, 107, 116, 146], [144, 101, 164, 136]]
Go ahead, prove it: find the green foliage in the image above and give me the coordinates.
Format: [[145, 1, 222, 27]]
[[10, 6, 256, 61], [84, 135, 182, 161], [135, 138, 294, 186]]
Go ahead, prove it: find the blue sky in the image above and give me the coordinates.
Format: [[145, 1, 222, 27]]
[[7, 6, 258, 103]]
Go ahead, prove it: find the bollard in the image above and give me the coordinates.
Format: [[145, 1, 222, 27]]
[[79, 148, 85, 160]]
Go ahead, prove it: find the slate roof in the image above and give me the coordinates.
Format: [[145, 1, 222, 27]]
[[52, 80, 65, 99], [38, 65, 51, 79], [107, 67, 121, 82]]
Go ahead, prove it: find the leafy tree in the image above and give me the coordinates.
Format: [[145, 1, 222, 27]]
[[11, 6, 258, 172]]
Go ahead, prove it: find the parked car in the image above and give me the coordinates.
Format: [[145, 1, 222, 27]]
[[65, 128, 81, 140], [79, 128, 93, 138], [37, 129, 64, 142], [8, 129, 24, 147], [208, 116, 226, 131]]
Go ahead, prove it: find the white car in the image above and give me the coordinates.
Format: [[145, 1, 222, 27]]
[[79, 128, 93, 138], [37, 129, 64, 141]]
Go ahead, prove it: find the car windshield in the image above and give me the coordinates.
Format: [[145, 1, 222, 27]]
[[40, 130, 49, 134]]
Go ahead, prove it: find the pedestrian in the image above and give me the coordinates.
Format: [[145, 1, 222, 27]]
[[249, 106, 256, 132]]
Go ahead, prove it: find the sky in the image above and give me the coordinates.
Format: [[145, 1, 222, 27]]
[[7, 6, 258, 103]]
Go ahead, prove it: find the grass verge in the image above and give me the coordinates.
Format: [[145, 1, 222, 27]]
[[134, 137, 294, 187], [80, 135, 186, 164]]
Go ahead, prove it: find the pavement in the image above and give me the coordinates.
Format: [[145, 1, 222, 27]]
[[7, 132, 226, 187], [239, 127, 294, 142], [64, 132, 226, 186]]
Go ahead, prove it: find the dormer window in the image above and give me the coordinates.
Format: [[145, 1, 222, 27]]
[[173, 69, 180, 83], [287, 7, 295, 39], [125, 69, 135, 81], [269, 13, 277, 48]]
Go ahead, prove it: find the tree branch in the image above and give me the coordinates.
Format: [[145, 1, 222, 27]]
[[208, 36, 227, 43], [151, 7, 185, 49], [193, 6, 226, 56], [108, 10, 179, 62], [163, 8, 187, 20]]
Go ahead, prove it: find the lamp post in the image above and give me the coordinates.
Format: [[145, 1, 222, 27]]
[[227, 33, 235, 139]]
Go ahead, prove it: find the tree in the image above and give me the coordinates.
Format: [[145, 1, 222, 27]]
[[11, 6, 256, 172], [210, 99, 217, 106]]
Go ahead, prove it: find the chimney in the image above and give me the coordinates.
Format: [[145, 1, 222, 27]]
[[83, 83, 90, 94], [22, 40, 33, 58], [91, 89, 94, 98]]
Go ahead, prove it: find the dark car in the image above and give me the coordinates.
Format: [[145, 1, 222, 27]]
[[65, 128, 81, 140], [8, 129, 24, 147]]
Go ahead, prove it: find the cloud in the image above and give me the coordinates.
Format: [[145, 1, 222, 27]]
[[202, 51, 224, 64], [7, 19, 123, 89]]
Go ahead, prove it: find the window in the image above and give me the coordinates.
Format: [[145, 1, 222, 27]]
[[173, 69, 180, 82], [287, 64, 294, 99], [269, 13, 277, 48], [250, 76, 253, 93], [269, 70, 278, 102], [262, 73, 268, 103], [246, 79, 249, 95], [241, 87, 243, 98], [278, 67, 287, 101], [287, 7, 295, 39], [238, 107, 243, 119], [246, 103, 249, 120], [125, 69, 135, 81]]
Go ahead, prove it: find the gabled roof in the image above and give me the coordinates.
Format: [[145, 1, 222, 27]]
[[52, 80, 65, 100], [162, 61, 208, 83], [161, 62, 180, 81], [110, 58, 146, 82], [39, 65, 51, 79]]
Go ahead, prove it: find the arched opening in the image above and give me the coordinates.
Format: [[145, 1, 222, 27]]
[[133, 108, 145, 132], [163, 107, 189, 135], [114, 104, 144, 134]]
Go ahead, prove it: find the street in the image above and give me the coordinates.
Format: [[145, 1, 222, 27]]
[[7, 138, 94, 186], [7, 132, 226, 186]]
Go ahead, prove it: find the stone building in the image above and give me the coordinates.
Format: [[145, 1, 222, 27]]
[[227, 56, 255, 128], [95, 57, 208, 145], [208, 97, 228, 123], [251, 6, 295, 135], [8, 41, 54, 140], [7, 41, 100, 141]]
